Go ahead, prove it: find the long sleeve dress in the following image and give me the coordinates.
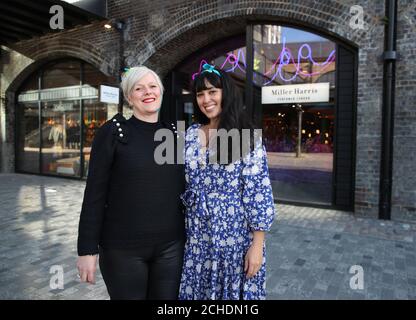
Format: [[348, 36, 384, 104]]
[[178, 123, 276, 300]]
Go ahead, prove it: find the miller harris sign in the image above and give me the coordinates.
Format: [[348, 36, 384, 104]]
[[262, 83, 330, 104]]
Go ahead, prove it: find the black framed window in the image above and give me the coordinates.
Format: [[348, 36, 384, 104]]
[[250, 25, 336, 205], [16, 59, 115, 178], [167, 24, 341, 206]]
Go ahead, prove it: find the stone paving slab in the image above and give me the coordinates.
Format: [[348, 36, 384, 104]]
[[0, 173, 415, 300]]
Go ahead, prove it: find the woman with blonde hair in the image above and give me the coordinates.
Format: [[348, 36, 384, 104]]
[[77, 66, 185, 299]]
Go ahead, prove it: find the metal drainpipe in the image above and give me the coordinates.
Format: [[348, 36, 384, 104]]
[[379, 0, 397, 220]]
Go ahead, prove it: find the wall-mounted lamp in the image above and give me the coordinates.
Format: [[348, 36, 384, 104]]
[[104, 19, 125, 31]]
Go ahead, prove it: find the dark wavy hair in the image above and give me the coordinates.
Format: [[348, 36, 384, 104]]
[[192, 68, 257, 163]]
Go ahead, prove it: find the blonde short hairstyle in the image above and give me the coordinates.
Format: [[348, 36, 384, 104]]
[[120, 66, 164, 103]]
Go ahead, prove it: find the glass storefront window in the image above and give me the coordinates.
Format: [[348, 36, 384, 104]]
[[83, 99, 118, 177], [253, 25, 336, 87], [253, 25, 336, 205], [41, 100, 81, 176], [16, 59, 114, 178], [16, 102, 40, 173]]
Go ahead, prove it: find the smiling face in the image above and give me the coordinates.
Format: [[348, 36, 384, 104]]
[[196, 79, 223, 122], [128, 72, 162, 118]]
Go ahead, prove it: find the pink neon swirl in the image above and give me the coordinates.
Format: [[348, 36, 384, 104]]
[[192, 38, 335, 85]]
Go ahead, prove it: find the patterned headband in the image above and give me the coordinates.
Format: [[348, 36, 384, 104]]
[[200, 63, 221, 77]]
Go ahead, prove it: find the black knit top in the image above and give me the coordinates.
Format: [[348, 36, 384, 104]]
[[77, 113, 185, 256]]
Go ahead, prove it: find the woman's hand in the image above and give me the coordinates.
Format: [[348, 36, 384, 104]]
[[76, 255, 98, 284], [244, 242, 263, 279], [244, 231, 265, 279]]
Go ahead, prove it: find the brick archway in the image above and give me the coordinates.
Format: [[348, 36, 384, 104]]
[[7, 38, 115, 94], [132, 0, 377, 75]]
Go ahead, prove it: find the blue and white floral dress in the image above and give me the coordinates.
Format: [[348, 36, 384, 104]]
[[178, 124, 276, 300]]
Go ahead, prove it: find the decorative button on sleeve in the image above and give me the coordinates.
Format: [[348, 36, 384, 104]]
[[110, 113, 129, 144]]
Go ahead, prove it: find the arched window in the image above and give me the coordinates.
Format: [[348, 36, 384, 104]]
[[169, 24, 338, 205], [16, 59, 117, 177]]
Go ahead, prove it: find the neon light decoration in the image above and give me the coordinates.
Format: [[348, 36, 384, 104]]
[[192, 37, 336, 85]]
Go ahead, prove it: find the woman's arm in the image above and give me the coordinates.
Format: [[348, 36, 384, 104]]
[[77, 118, 120, 285], [77, 121, 116, 256], [241, 143, 276, 278]]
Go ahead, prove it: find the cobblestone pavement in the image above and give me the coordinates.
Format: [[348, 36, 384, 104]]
[[0, 173, 415, 300]]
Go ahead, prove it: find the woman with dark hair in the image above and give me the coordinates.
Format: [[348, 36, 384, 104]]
[[179, 64, 276, 300]]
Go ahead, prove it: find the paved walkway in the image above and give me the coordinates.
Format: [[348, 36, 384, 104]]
[[0, 173, 415, 300]]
